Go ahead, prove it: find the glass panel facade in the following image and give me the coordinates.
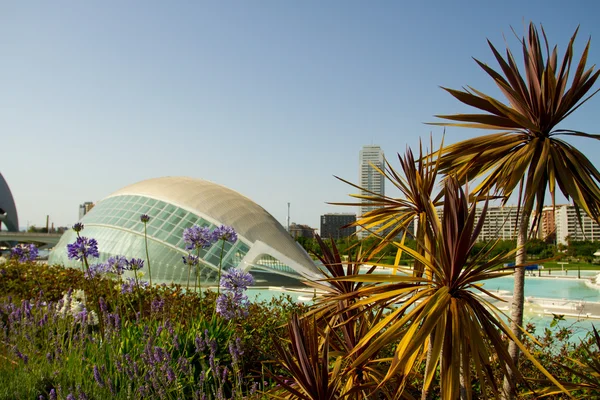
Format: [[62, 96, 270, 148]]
[[49, 194, 306, 284]]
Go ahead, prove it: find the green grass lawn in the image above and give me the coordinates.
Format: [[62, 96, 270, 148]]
[[540, 261, 600, 271]]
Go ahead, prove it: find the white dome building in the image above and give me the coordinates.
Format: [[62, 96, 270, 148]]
[[49, 177, 321, 285], [0, 172, 19, 232]]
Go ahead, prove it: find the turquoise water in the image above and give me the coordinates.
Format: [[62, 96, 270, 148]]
[[482, 275, 600, 302], [245, 273, 600, 304], [245, 277, 600, 341]]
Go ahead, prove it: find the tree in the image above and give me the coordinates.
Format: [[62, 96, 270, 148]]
[[432, 23, 600, 398]]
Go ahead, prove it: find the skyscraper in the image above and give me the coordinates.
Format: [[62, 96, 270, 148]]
[[320, 213, 356, 240], [358, 145, 385, 238], [79, 202, 95, 220]]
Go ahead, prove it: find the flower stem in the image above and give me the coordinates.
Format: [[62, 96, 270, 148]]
[[217, 240, 225, 297], [143, 223, 152, 286], [197, 247, 202, 306]]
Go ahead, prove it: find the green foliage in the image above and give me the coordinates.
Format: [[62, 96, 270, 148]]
[[0, 260, 306, 399], [566, 240, 599, 261]]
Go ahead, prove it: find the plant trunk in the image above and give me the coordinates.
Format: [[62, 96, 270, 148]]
[[459, 355, 468, 400], [421, 338, 434, 400], [501, 204, 532, 399], [421, 232, 434, 400]]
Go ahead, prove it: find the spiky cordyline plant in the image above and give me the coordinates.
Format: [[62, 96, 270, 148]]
[[330, 177, 568, 399], [430, 22, 600, 397], [268, 314, 344, 400], [299, 236, 414, 399]]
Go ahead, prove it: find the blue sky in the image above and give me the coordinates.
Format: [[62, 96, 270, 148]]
[[2, 1, 600, 231]]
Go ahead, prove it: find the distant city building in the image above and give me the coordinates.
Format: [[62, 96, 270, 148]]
[[358, 145, 385, 238], [473, 206, 523, 242], [555, 204, 600, 245], [539, 206, 557, 240], [320, 213, 356, 240], [470, 203, 600, 245], [289, 223, 315, 239], [79, 202, 95, 220]]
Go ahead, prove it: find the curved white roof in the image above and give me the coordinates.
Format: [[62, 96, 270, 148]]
[[108, 176, 320, 278]]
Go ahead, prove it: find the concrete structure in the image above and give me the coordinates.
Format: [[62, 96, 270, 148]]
[[288, 223, 315, 239], [0, 232, 61, 247], [358, 145, 384, 238], [320, 213, 356, 240], [49, 177, 321, 285], [555, 204, 600, 245], [79, 202, 95, 220], [0, 173, 18, 232]]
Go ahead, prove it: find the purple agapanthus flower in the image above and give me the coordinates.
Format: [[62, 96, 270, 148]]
[[220, 268, 254, 292], [84, 263, 111, 279], [105, 256, 128, 275], [182, 254, 199, 266], [121, 278, 149, 294], [140, 214, 150, 223], [67, 237, 99, 261], [72, 222, 84, 232], [183, 225, 214, 250], [10, 244, 38, 262], [125, 258, 144, 271], [212, 225, 237, 243]]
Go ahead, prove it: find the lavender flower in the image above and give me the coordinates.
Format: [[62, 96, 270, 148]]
[[166, 367, 176, 383], [183, 225, 214, 250], [15, 348, 28, 364], [194, 335, 205, 353], [212, 225, 237, 243], [49, 389, 57, 400], [140, 214, 150, 223], [125, 258, 144, 271], [10, 244, 38, 262], [220, 268, 254, 292], [93, 365, 105, 387], [151, 298, 165, 313], [98, 297, 108, 313], [67, 237, 99, 261], [72, 222, 84, 232], [228, 337, 244, 364]]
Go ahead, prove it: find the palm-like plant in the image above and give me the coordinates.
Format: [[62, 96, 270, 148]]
[[335, 176, 568, 398], [431, 22, 600, 397], [301, 236, 412, 399]]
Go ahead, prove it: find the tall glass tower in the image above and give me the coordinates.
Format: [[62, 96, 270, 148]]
[[358, 145, 385, 238]]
